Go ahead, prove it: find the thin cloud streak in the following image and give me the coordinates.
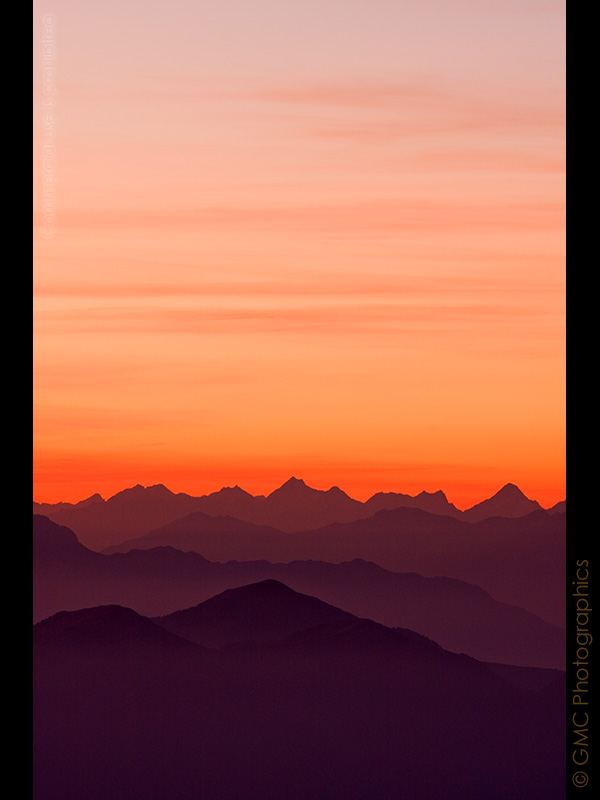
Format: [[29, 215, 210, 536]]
[[43, 200, 563, 234], [246, 77, 563, 130], [33, 299, 563, 338], [251, 79, 443, 108], [33, 274, 565, 300]]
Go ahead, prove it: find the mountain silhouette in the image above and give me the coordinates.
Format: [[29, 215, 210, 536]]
[[33, 475, 567, 800], [104, 504, 565, 626], [34, 484, 203, 551], [105, 510, 288, 554], [33, 492, 104, 517], [33, 514, 90, 560], [268, 475, 310, 496], [462, 483, 543, 522], [34, 603, 204, 656], [548, 499, 566, 514], [34, 598, 565, 800], [33, 479, 561, 551], [154, 579, 358, 648], [34, 514, 565, 668], [364, 488, 463, 518]]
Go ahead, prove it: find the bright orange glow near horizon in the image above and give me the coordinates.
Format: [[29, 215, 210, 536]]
[[33, 1, 565, 512]]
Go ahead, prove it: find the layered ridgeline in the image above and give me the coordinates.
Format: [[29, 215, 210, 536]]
[[34, 585, 565, 800], [102, 506, 565, 625], [34, 480, 565, 627], [34, 514, 565, 668], [34, 478, 564, 551], [33, 479, 566, 800]]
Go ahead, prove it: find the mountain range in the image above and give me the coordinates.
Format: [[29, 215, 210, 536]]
[[34, 584, 565, 800], [34, 514, 565, 668], [33, 478, 564, 552], [102, 504, 565, 626], [32, 479, 565, 627], [33, 469, 566, 800]]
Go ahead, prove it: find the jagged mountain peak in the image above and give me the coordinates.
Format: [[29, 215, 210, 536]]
[[495, 483, 527, 497], [268, 477, 312, 498]]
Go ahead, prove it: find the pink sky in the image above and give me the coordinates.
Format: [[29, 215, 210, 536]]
[[33, 0, 565, 509]]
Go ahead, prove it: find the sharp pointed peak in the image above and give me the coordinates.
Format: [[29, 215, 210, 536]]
[[283, 476, 307, 486], [493, 483, 527, 498], [463, 482, 542, 521], [268, 477, 311, 496], [78, 492, 104, 505]]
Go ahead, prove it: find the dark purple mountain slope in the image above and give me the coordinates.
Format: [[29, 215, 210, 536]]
[[33, 514, 92, 561], [34, 515, 565, 668], [34, 603, 204, 657], [462, 482, 543, 521], [364, 488, 463, 518], [106, 505, 565, 626], [263, 558, 565, 668], [104, 510, 289, 555], [548, 499, 566, 514], [154, 579, 358, 648], [33, 600, 565, 800], [34, 514, 216, 621]]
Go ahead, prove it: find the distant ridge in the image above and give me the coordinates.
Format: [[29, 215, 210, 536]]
[[34, 604, 202, 653], [33, 514, 95, 562], [548, 499, 566, 514], [33, 493, 104, 517], [102, 505, 565, 628], [462, 483, 543, 522], [33, 478, 563, 551], [364, 488, 462, 518], [154, 579, 357, 648], [34, 514, 566, 667]]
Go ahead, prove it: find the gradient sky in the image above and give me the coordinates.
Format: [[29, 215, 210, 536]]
[[33, 0, 565, 509]]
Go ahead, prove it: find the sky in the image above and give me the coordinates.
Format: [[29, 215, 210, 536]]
[[33, 0, 565, 510]]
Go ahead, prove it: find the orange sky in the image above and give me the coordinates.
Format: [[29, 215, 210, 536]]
[[33, 1, 565, 510]]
